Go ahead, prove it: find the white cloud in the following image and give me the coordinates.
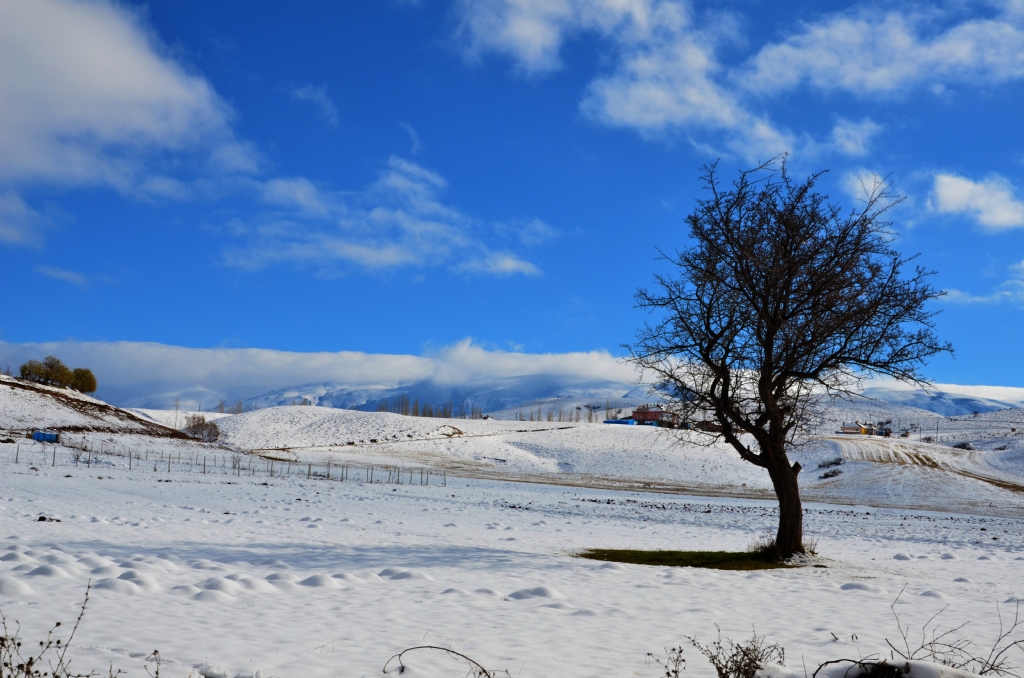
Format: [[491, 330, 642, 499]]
[[0, 0, 256, 244], [945, 259, 1024, 305], [455, 0, 660, 74], [740, 10, 1024, 96], [456, 0, 796, 159], [399, 122, 423, 155], [459, 253, 542, 276], [831, 118, 882, 156], [0, 191, 48, 245], [228, 156, 543, 275], [931, 173, 1024, 229], [36, 266, 88, 287], [291, 85, 339, 126], [0, 338, 638, 406]]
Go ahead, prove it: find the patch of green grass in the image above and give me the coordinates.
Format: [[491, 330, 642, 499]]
[[576, 548, 797, 570]]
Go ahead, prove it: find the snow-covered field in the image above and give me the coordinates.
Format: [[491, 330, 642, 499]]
[[0, 465, 1021, 678], [2, 382, 1024, 678]]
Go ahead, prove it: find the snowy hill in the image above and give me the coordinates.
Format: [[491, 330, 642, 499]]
[[861, 382, 1024, 416], [0, 375, 183, 438], [241, 375, 659, 418]]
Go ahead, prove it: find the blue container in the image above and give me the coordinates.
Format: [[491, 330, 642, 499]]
[[32, 431, 59, 443], [603, 419, 636, 425]]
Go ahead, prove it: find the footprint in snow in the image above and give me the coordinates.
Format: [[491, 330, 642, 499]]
[[443, 523, 458, 528], [598, 563, 626, 571], [920, 591, 947, 599], [954, 577, 972, 583], [941, 553, 958, 560], [892, 553, 912, 560]]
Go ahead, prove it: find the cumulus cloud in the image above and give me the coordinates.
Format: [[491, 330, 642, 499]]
[[455, 0, 796, 159], [740, 10, 1024, 96], [455, 1, 1024, 158], [0, 338, 638, 406], [227, 156, 543, 275], [930, 173, 1024, 229], [0, 0, 256, 244], [291, 85, 339, 126]]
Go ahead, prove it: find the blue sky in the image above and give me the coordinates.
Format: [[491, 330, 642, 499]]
[[3, 0, 1024, 388]]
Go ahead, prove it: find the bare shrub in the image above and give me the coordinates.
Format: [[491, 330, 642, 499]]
[[383, 646, 509, 677], [886, 589, 1024, 676], [182, 415, 219, 442], [813, 592, 1024, 678], [687, 627, 785, 678], [0, 583, 123, 678], [648, 646, 686, 678]]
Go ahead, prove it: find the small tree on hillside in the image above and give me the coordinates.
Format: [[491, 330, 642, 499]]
[[629, 159, 951, 558], [70, 368, 97, 394], [182, 414, 219, 442], [20, 356, 97, 393]]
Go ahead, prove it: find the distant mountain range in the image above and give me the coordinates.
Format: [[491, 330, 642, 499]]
[[123, 373, 1024, 420], [859, 385, 1024, 417], [240, 375, 657, 419]]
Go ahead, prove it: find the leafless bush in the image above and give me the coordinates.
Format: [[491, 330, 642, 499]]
[[181, 415, 219, 442], [648, 646, 686, 678], [0, 583, 123, 678], [382, 646, 510, 677], [814, 591, 1024, 678], [886, 588, 1024, 676], [686, 627, 785, 678]]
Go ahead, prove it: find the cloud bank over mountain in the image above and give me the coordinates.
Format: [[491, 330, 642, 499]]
[[0, 339, 640, 408]]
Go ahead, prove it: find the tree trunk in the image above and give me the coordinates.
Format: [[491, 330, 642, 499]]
[[765, 452, 804, 558]]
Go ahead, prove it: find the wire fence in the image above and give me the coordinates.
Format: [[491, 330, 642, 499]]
[[0, 430, 448, 487]]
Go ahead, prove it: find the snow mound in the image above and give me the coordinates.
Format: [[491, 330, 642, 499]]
[[299, 574, 341, 588], [840, 582, 887, 594], [0, 576, 33, 596], [26, 565, 71, 578], [507, 586, 563, 600]]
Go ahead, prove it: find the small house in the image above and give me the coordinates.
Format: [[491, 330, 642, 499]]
[[632, 405, 678, 426]]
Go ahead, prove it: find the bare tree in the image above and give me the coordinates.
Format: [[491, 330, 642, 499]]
[[629, 158, 951, 558], [182, 414, 220, 442]]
